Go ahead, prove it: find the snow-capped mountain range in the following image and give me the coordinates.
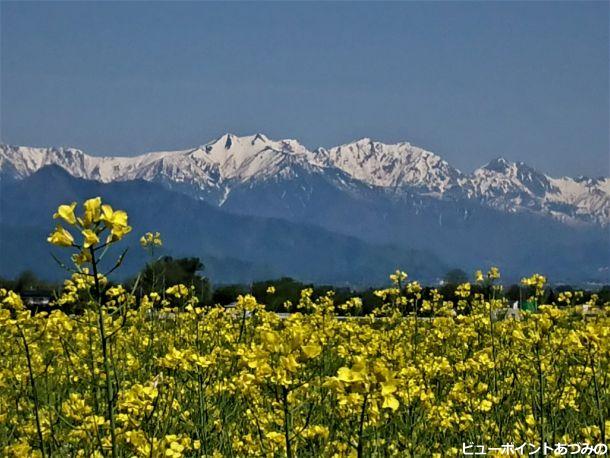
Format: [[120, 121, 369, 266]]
[[1, 133, 608, 226]]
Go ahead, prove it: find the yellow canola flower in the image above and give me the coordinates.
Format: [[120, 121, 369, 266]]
[[101, 204, 132, 242], [1, 290, 24, 310], [407, 281, 422, 295], [82, 229, 99, 249], [337, 366, 365, 383], [266, 286, 276, 294], [380, 380, 397, 397], [164, 440, 184, 458], [389, 270, 408, 284], [53, 202, 77, 225], [475, 270, 484, 282], [479, 399, 493, 412], [280, 354, 300, 373], [382, 394, 400, 411], [71, 250, 92, 266], [521, 273, 546, 289], [48, 224, 74, 247], [455, 282, 471, 299], [301, 343, 322, 359], [49, 198, 132, 256], [82, 196, 102, 227], [140, 231, 162, 248], [487, 266, 501, 280], [166, 284, 189, 299], [109, 223, 132, 242]]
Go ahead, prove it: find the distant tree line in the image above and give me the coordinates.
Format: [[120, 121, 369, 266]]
[[2, 261, 609, 315]]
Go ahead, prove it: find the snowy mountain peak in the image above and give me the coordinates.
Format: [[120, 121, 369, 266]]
[[468, 156, 610, 224], [207, 132, 270, 150], [351, 137, 375, 146], [483, 156, 511, 172], [482, 156, 538, 175], [322, 138, 462, 194], [471, 156, 551, 209], [252, 133, 269, 144]]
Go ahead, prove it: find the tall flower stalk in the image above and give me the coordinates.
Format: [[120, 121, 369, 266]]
[[47, 197, 133, 457]]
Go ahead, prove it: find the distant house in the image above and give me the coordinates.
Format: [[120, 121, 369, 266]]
[[20, 290, 54, 310]]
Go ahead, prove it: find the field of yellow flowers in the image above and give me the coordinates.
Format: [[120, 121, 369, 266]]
[[0, 198, 608, 457]]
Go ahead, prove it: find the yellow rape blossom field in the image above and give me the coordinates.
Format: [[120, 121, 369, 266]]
[[0, 198, 608, 457]]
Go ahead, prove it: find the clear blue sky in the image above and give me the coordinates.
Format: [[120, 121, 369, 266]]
[[1, 1, 608, 176]]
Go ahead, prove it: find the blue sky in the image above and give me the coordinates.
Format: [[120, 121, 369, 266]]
[[1, 1, 608, 176]]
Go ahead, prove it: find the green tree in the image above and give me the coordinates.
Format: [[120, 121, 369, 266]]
[[134, 256, 211, 304], [443, 268, 468, 285], [212, 284, 249, 305]]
